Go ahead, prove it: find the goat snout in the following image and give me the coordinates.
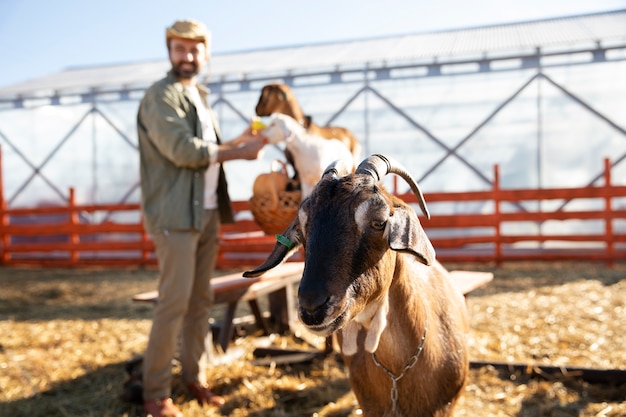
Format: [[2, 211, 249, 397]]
[[297, 291, 348, 335], [298, 291, 330, 322]]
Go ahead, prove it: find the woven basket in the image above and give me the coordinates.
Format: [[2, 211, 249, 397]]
[[249, 190, 301, 235]]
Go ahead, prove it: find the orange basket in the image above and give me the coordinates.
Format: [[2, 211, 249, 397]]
[[249, 190, 301, 235], [249, 160, 301, 235]]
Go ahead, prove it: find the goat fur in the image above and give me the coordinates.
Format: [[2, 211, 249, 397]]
[[245, 155, 469, 416], [261, 113, 355, 198]]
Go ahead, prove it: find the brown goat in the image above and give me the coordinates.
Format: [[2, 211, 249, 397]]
[[255, 83, 362, 160], [245, 154, 469, 416]]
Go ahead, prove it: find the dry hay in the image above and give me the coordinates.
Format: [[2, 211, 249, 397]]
[[0, 262, 625, 416]]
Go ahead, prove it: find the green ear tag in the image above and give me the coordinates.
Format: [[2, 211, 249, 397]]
[[276, 234, 294, 249]]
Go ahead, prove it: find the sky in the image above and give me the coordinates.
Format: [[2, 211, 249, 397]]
[[1, 0, 625, 89]]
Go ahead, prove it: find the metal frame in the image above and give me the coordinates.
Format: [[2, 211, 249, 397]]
[[1, 27, 625, 209]]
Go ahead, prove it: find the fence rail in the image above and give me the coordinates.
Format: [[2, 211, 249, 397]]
[[0, 158, 624, 269]]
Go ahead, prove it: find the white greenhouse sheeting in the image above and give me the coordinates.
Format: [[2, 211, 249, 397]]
[[0, 9, 625, 249], [1, 10, 625, 98]]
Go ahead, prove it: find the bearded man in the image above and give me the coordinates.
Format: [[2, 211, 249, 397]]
[[136, 19, 265, 417]]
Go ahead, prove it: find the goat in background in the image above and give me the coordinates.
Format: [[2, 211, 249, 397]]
[[261, 113, 355, 199], [255, 83, 362, 160], [245, 154, 469, 417]]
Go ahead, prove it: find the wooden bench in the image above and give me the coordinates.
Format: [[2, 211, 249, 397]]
[[133, 264, 492, 354], [449, 270, 494, 298], [132, 261, 304, 352], [256, 268, 494, 360]]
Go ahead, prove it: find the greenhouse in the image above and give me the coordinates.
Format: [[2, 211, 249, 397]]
[[0, 9, 624, 226]]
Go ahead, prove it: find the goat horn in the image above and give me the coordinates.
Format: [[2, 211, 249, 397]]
[[322, 159, 351, 179], [356, 154, 430, 219]]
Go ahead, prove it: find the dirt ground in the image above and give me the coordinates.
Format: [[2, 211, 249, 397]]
[[0, 261, 625, 417]]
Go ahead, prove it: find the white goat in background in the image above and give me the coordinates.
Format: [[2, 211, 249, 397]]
[[261, 113, 355, 198]]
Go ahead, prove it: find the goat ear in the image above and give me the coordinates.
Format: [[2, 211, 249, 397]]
[[388, 205, 436, 265], [243, 221, 302, 277]]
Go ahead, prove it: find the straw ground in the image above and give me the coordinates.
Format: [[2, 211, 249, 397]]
[[1, 262, 625, 416]]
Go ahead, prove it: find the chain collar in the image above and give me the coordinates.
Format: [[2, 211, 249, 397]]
[[371, 317, 428, 413]]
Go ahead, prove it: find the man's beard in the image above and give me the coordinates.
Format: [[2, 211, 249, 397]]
[[172, 61, 200, 80]]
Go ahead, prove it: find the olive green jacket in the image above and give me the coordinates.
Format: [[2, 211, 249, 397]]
[[137, 71, 234, 233]]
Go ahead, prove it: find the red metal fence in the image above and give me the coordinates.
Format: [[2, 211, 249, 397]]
[[397, 159, 625, 265], [1, 155, 624, 269]]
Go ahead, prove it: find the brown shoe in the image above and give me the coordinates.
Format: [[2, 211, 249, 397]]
[[186, 381, 225, 406], [143, 398, 182, 417]]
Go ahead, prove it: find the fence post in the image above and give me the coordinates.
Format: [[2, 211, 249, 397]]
[[69, 188, 79, 264], [493, 164, 502, 265], [0, 145, 8, 264], [603, 158, 614, 266], [0, 199, 7, 264]]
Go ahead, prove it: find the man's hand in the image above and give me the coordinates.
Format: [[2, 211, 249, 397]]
[[231, 127, 266, 147], [217, 130, 266, 162], [238, 136, 266, 160]]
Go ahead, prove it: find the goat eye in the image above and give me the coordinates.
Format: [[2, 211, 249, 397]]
[[370, 220, 386, 231]]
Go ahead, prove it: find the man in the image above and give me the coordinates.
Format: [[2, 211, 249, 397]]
[[137, 19, 265, 417]]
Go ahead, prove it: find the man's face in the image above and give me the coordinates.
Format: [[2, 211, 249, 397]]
[[168, 37, 209, 80]]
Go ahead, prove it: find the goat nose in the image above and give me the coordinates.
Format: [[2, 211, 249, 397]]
[[298, 293, 330, 315], [298, 294, 332, 327]]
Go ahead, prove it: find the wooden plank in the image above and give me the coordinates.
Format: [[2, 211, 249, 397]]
[[400, 185, 626, 203], [499, 234, 609, 244], [221, 220, 265, 234], [2, 203, 139, 215], [424, 214, 495, 228], [132, 262, 304, 351], [470, 360, 626, 384], [251, 347, 324, 366], [449, 270, 494, 296], [499, 210, 626, 222], [132, 290, 158, 303], [0, 258, 157, 268], [397, 190, 494, 203], [2, 223, 145, 235], [218, 241, 276, 253], [133, 262, 304, 304], [8, 241, 154, 252], [429, 236, 495, 248]]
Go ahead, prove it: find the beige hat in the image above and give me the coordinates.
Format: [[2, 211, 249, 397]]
[[166, 19, 210, 47]]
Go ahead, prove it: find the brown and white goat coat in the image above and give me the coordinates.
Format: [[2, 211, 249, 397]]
[[261, 113, 355, 199], [255, 83, 362, 160], [246, 154, 469, 417]]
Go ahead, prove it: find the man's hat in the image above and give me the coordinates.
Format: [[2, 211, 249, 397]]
[[166, 19, 210, 47]]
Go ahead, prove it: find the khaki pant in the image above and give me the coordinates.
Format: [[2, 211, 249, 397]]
[[143, 209, 220, 401]]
